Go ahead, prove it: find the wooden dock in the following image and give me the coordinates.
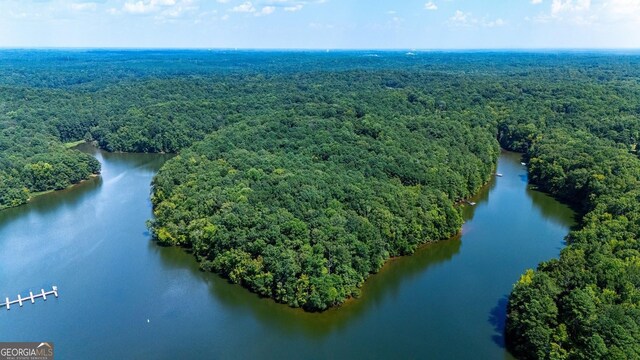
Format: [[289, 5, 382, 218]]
[[0, 286, 58, 310]]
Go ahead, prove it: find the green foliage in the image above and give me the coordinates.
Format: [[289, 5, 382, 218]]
[[148, 97, 498, 310], [2, 51, 640, 351], [504, 114, 640, 359], [2, 50, 506, 309], [0, 126, 100, 210]]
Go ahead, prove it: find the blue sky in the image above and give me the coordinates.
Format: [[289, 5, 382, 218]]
[[1, 0, 639, 48]]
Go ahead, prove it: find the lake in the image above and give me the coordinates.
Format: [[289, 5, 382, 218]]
[[0, 146, 575, 359]]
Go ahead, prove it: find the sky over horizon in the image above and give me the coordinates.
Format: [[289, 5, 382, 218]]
[[1, 0, 639, 49]]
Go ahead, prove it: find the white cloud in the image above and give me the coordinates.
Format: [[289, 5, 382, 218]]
[[223, 0, 324, 15], [121, 0, 197, 21], [530, 0, 595, 24], [531, 0, 640, 25], [284, 4, 304, 12], [123, 2, 151, 14], [8, 11, 28, 19], [551, 0, 591, 16], [230, 2, 256, 13], [123, 0, 178, 14], [70, 2, 97, 12], [449, 10, 506, 27], [217, 0, 230, 3], [531, 0, 543, 4], [229, 2, 276, 16], [160, 1, 198, 19], [259, 6, 276, 15], [425, 2, 438, 10], [485, 18, 505, 27], [603, 0, 640, 23], [264, 0, 324, 12], [450, 10, 469, 24]]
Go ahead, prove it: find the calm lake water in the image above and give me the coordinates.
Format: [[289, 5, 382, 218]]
[[0, 146, 575, 359]]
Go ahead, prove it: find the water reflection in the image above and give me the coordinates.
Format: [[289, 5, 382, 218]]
[[489, 295, 509, 348], [525, 189, 578, 229], [0, 174, 102, 227], [0, 143, 172, 227], [153, 235, 463, 338], [77, 143, 174, 172]]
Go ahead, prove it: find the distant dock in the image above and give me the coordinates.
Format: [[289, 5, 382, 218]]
[[0, 286, 58, 310]]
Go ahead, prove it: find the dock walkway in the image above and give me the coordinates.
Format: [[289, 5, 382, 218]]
[[0, 286, 58, 310]]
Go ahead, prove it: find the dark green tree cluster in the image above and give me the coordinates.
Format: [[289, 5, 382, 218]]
[[0, 126, 100, 210], [505, 132, 640, 359], [149, 106, 498, 310]]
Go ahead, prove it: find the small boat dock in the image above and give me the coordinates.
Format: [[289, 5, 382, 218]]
[[1, 286, 58, 310]]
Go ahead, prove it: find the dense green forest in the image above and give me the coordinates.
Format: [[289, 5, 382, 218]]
[[0, 126, 100, 210], [503, 133, 640, 359], [1, 50, 639, 357], [149, 111, 497, 309]]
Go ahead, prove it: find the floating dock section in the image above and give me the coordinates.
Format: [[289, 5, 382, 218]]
[[0, 286, 58, 310]]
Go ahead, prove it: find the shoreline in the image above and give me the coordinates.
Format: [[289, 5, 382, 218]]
[[0, 173, 101, 212], [28, 173, 100, 202], [18, 173, 101, 208]]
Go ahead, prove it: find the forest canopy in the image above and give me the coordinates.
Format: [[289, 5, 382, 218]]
[[149, 112, 498, 309], [1, 50, 639, 357]]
